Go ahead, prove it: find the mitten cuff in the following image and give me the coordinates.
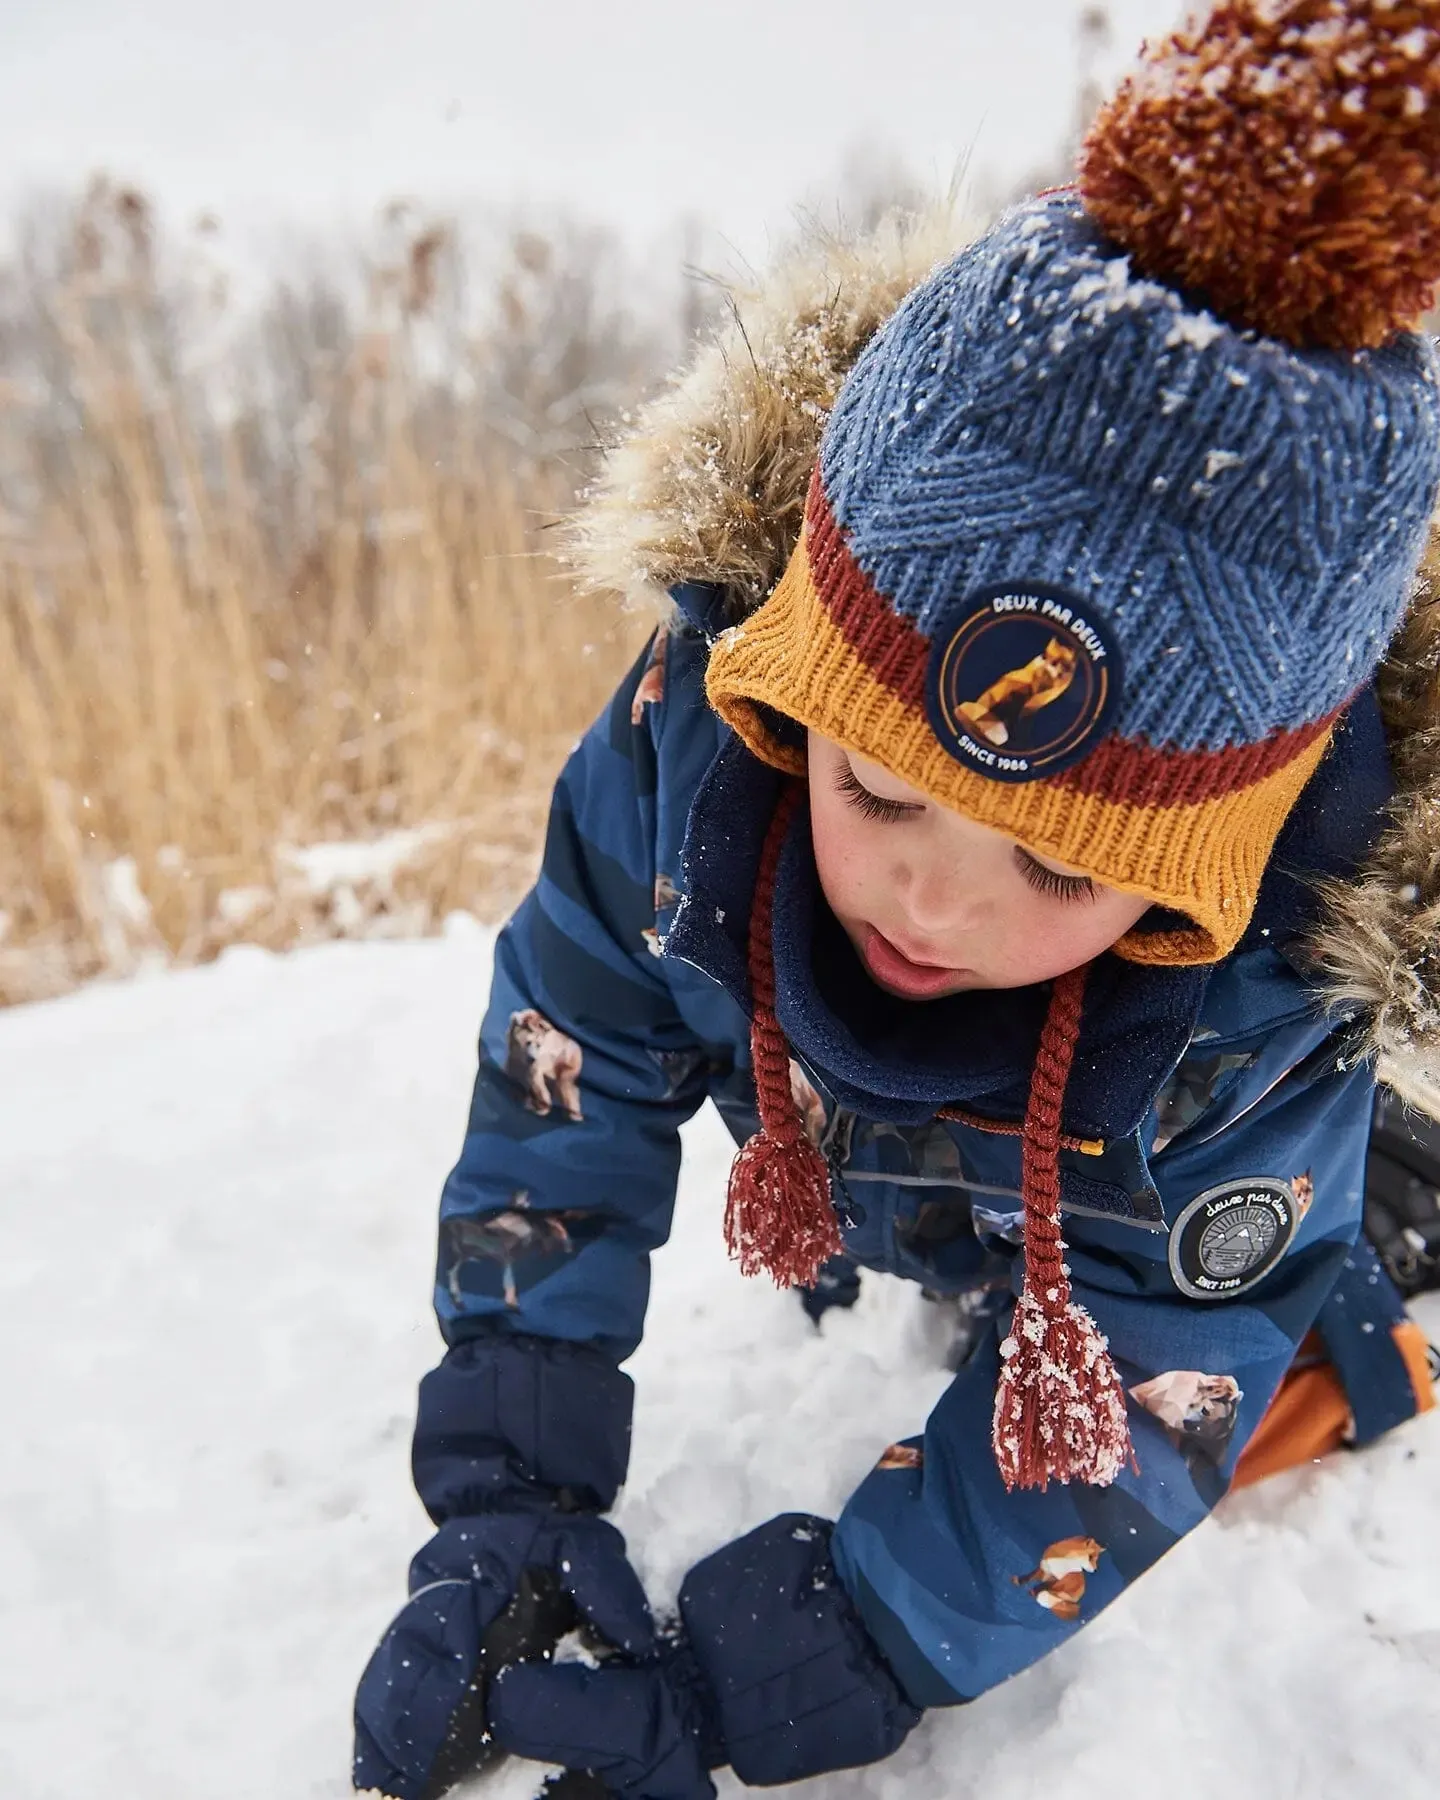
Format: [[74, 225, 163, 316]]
[[413, 1330, 634, 1521]]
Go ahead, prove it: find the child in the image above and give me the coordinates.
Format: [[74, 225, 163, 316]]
[[355, 6, 1440, 1797]]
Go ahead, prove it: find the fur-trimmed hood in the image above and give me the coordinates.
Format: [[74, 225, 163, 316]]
[[565, 204, 1440, 1091]]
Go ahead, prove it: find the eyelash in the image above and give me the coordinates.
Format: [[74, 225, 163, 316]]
[[1015, 849, 1097, 905], [834, 761, 1096, 904], [833, 761, 917, 823]]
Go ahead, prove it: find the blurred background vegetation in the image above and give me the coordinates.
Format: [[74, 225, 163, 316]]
[[0, 6, 1125, 1006]]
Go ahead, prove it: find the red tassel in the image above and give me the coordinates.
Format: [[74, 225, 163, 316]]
[[725, 1126, 842, 1287], [992, 1288, 1132, 1492], [725, 777, 844, 1290], [991, 964, 1134, 1491]]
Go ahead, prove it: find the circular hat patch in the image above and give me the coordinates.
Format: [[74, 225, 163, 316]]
[[1168, 1179, 1298, 1301], [926, 584, 1122, 783]]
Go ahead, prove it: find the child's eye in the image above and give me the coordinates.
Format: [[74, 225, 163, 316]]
[[834, 760, 921, 824], [1015, 847, 1097, 904]]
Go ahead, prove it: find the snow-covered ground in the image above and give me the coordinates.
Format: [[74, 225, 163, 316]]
[[2, 924, 1437, 1800]]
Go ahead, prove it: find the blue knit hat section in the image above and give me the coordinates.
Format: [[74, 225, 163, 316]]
[[818, 192, 1440, 755]]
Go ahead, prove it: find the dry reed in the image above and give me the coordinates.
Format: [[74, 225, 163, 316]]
[[0, 185, 650, 1006], [0, 48, 1220, 1010]]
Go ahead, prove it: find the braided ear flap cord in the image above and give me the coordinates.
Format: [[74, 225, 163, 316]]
[[724, 779, 842, 1288], [725, 779, 1131, 1487], [992, 962, 1132, 1490]]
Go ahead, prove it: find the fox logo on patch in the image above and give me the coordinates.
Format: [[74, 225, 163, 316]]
[[956, 636, 1079, 748]]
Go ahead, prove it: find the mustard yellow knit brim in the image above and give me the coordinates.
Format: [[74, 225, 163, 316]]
[[705, 528, 1334, 967]]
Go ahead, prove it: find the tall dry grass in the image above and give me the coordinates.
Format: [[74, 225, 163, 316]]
[[0, 185, 655, 1006], [0, 37, 1129, 1009]]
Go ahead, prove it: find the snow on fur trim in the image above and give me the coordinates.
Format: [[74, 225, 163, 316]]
[[564, 201, 982, 623], [1306, 518, 1440, 1082]]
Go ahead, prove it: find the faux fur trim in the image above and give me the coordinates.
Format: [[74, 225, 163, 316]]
[[565, 200, 981, 623], [1306, 520, 1440, 1086], [567, 204, 1440, 1087]]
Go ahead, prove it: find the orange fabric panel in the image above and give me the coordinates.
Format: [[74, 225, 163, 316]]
[[1231, 1321, 1435, 1492]]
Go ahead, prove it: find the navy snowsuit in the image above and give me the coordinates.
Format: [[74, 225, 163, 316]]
[[357, 584, 1429, 1793]]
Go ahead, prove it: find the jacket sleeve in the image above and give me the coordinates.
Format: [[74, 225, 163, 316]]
[[413, 629, 720, 1524], [829, 1017, 1376, 1708]]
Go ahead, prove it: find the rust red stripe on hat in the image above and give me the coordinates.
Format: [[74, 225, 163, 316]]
[[802, 471, 1341, 807]]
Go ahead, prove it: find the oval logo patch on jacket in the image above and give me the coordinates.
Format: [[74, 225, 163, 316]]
[[1167, 1179, 1298, 1299]]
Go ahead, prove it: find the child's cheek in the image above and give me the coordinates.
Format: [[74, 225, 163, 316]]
[[809, 792, 873, 923], [991, 891, 1139, 986], [989, 897, 1068, 975]]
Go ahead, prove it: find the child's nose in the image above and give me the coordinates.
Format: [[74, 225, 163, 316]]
[[896, 859, 988, 940]]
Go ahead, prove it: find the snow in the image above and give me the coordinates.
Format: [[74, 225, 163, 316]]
[[1166, 311, 1226, 353], [1203, 448, 1244, 480], [278, 825, 458, 895], [1, 928, 1438, 1800]]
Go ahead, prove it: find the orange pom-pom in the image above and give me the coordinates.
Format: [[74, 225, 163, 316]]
[[1080, 0, 1440, 349]]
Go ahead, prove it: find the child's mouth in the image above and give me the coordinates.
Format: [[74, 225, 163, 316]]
[[861, 926, 967, 1000]]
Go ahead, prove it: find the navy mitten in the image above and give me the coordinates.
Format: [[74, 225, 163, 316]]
[[488, 1655, 718, 1800], [353, 1509, 654, 1800], [355, 1331, 644, 1797], [679, 1513, 921, 1784], [486, 1514, 921, 1794]]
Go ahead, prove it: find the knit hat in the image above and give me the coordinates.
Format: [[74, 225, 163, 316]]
[[709, 1, 1440, 1492]]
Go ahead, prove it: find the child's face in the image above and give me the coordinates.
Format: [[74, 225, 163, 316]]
[[807, 733, 1152, 998]]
